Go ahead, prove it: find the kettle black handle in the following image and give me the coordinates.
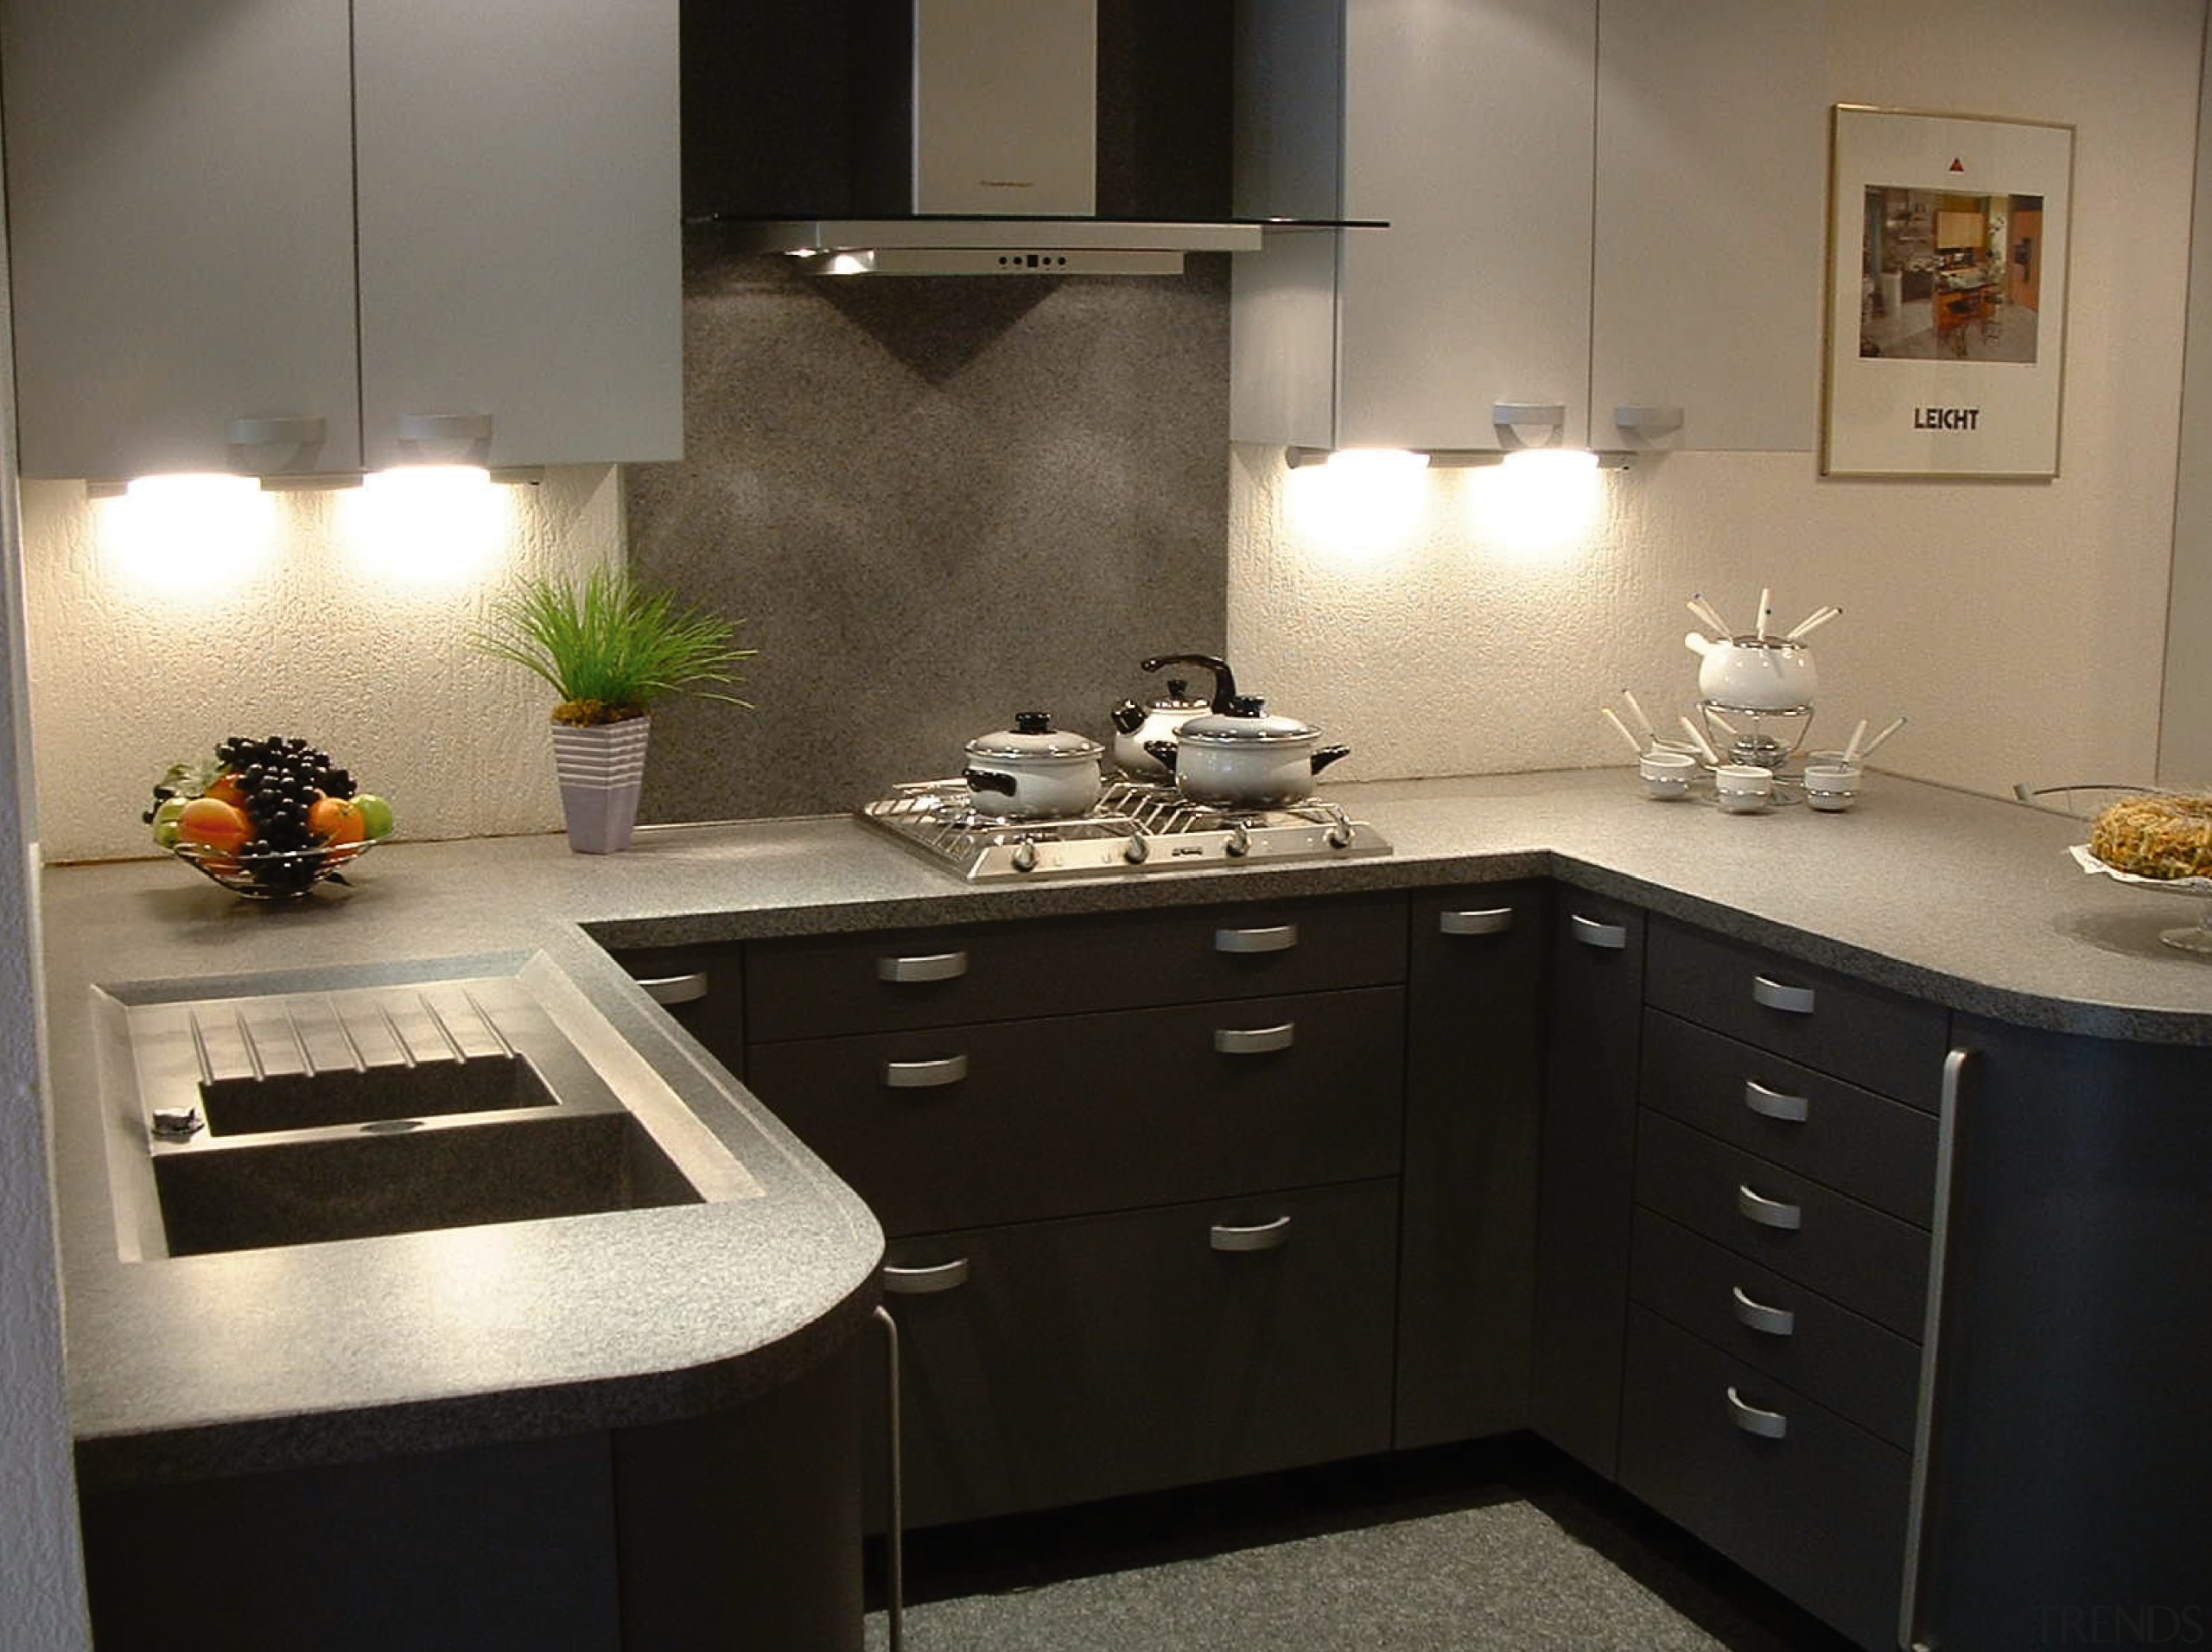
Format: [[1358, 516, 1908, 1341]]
[[1141, 653, 1236, 714], [1109, 697, 1147, 736], [1141, 740, 1179, 775]]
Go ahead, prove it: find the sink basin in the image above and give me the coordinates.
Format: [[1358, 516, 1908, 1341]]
[[151, 1101, 697, 1258], [100, 959, 758, 1261]]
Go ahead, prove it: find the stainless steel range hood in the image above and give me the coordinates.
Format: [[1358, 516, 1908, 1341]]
[[700, 0, 1284, 275]]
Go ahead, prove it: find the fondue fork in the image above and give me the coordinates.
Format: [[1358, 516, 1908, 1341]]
[[1755, 586, 1772, 641], [1678, 715, 1721, 765], [1688, 594, 1733, 637], [1842, 718, 1871, 764], [1785, 605, 1842, 642], [1619, 689, 1659, 745], [1599, 707, 1647, 757], [1859, 715, 1909, 759]]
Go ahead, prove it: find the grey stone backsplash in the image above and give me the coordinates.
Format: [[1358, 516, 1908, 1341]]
[[624, 237, 1230, 824]]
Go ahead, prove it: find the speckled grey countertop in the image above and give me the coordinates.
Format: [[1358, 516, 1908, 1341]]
[[43, 767, 2212, 1488]]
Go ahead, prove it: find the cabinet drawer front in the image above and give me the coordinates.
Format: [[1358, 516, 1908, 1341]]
[[611, 944, 744, 1077], [1618, 1307, 1910, 1652], [747, 988, 1405, 1236], [1629, 1210, 1919, 1450], [745, 893, 1408, 1039], [1641, 1010, 1937, 1226], [1634, 1111, 1929, 1338], [1645, 918, 1947, 1108], [874, 1179, 1399, 1528]]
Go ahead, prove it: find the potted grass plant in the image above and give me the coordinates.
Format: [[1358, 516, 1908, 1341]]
[[476, 565, 753, 853]]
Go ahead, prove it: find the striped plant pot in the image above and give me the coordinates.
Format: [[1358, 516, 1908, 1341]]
[[550, 716, 652, 854]]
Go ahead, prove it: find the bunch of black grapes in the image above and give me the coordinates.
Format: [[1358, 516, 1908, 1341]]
[[213, 735, 358, 858]]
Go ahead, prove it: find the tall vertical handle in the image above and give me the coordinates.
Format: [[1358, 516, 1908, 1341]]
[[1901, 1047, 1973, 1652], [874, 1305, 904, 1652]]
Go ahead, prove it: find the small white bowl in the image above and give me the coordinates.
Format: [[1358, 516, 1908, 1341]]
[[1803, 761, 1862, 813], [1714, 763, 1774, 815], [1639, 750, 1699, 799]]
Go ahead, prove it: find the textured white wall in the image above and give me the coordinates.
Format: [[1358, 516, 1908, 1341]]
[[22, 467, 624, 863], [1230, 0, 2205, 801]]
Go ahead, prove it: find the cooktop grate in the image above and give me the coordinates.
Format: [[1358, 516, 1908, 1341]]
[[858, 778, 1391, 880]]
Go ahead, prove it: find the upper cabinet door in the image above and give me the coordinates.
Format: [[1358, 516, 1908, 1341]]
[[352, 0, 683, 470], [2, 0, 360, 480], [1590, 0, 1825, 453], [1335, 0, 1597, 450]]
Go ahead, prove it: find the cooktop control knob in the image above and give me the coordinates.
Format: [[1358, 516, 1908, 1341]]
[[1013, 840, 1039, 873], [1225, 821, 1251, 858], [1123, 835, 1150, 864]]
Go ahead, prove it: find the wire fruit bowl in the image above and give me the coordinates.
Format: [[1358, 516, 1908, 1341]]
[[168, 837, 374, 899]]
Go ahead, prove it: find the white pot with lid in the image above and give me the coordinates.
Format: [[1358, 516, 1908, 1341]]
[[1684, 632, 1819, 710], [1146, 696, 1350, 809], [963, 712, 1104, 820]]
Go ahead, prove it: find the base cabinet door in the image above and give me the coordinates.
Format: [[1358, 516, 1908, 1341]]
[[874, 1179, 1399, 1529], [1618, 1307, 1908, 1652], [1532, 890, 1646, 1476]]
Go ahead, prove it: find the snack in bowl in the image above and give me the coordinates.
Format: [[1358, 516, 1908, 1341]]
[[2088, 792, 2212, 880], [142, 735, 393, 899]]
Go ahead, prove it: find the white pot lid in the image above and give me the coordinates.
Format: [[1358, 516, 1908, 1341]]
[[1179, 696, 1319, 745], [966, 711, 1103, 763]]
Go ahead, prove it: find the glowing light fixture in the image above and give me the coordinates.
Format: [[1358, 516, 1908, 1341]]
[[100, 473, 273, 594], [343, 464, 507, 586], [1465, 444, 1605, 561], [1502, 447, 1602, 474]]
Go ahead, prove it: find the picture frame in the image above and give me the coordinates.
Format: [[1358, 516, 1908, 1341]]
[[1822, 105, 2075, 479]]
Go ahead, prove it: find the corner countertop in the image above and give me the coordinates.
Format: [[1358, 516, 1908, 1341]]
[[42, 766, 2212, 1487]]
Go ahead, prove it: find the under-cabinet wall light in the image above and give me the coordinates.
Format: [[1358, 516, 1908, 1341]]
[[97, 473, 274, 594]]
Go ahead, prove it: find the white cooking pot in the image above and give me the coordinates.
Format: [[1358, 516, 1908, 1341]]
[[1147, 696, 1350, 810], [1109, 677, 1211, 779], [963, 713, 1103, 820], [1684, 632, 1819, 711]]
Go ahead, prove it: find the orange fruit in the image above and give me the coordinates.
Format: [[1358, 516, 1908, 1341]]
[[307, 795, 366, 846], [204, 772, 250, 810], [176, 797, 251, 855]]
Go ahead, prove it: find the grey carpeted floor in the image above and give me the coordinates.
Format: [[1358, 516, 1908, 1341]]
[[863, 1492, 1827, 1651]]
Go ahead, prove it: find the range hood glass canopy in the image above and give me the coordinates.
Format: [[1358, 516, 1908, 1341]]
[[682, 0, 1378, 275]]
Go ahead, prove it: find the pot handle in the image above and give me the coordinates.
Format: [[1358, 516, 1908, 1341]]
[[1141, 740, 1179, 775], [1109, 697, 1147, 735], [1310, 746, 1351, 775], [962, 767, 1017, 796], [1141, 653, 1236, 713]]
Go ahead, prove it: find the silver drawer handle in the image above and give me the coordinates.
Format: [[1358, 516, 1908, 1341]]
[[882, 1055, 969, 1089], [637, 973, 708, 1006], [1210, 1216, 1292, 1252], [1731, 1285, 1797, 1337], [1440, 906, 1515, 936], [882, 1258, 970, 1294], [1569, 912, 1628, 949], [878, 950, 968, 983], [1726, 1385, 1789, 1439], [1738, 1183, 1803, 1230], [1214, 1022, 1295, 1056], [1751, 975, 1816, 1015], [1214, 924, 1298, 954], [1743, 1078, 1810, 1122]]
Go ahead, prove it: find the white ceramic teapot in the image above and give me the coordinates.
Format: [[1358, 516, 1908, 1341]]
[[1684, 632, 1819, 711]]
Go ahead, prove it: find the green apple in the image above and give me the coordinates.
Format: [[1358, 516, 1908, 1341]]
[[150, 797, 188, 848], [353, 793, 395, 840]]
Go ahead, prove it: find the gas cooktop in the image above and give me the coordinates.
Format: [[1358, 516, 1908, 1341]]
[[857, 778, 1392, 880]]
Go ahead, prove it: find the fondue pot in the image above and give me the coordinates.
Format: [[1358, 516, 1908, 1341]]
[[963, 713, 1103, 820], [1684, 632, 1819, 710], [1146, 696, 1350, 809]]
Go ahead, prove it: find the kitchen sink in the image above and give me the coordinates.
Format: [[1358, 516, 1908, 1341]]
[[98, 958, 759, 1261]]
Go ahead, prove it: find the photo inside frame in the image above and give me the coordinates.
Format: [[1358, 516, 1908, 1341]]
[[1858, 186, 2046, 365]]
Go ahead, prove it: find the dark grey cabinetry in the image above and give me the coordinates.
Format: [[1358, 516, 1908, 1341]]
[[605, 942, 745, 1078], [1532, 890, 1646, 1477], [1396, 882, 1548, 1447], [741, 892, 1412, 1529], [1618, 918, 1944, 1652], [1906, 1018, 2212, 1652]]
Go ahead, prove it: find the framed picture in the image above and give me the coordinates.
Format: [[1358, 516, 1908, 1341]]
[[1822, 105, 2075, 479]]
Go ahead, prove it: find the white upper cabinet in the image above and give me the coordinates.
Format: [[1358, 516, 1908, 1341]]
[[1, 0, 681, 481], [353, 1, 681, 472], [1231, 0, 1825, 455], [1, 0, 360, 480], [1590, 0, 1824, 453]]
